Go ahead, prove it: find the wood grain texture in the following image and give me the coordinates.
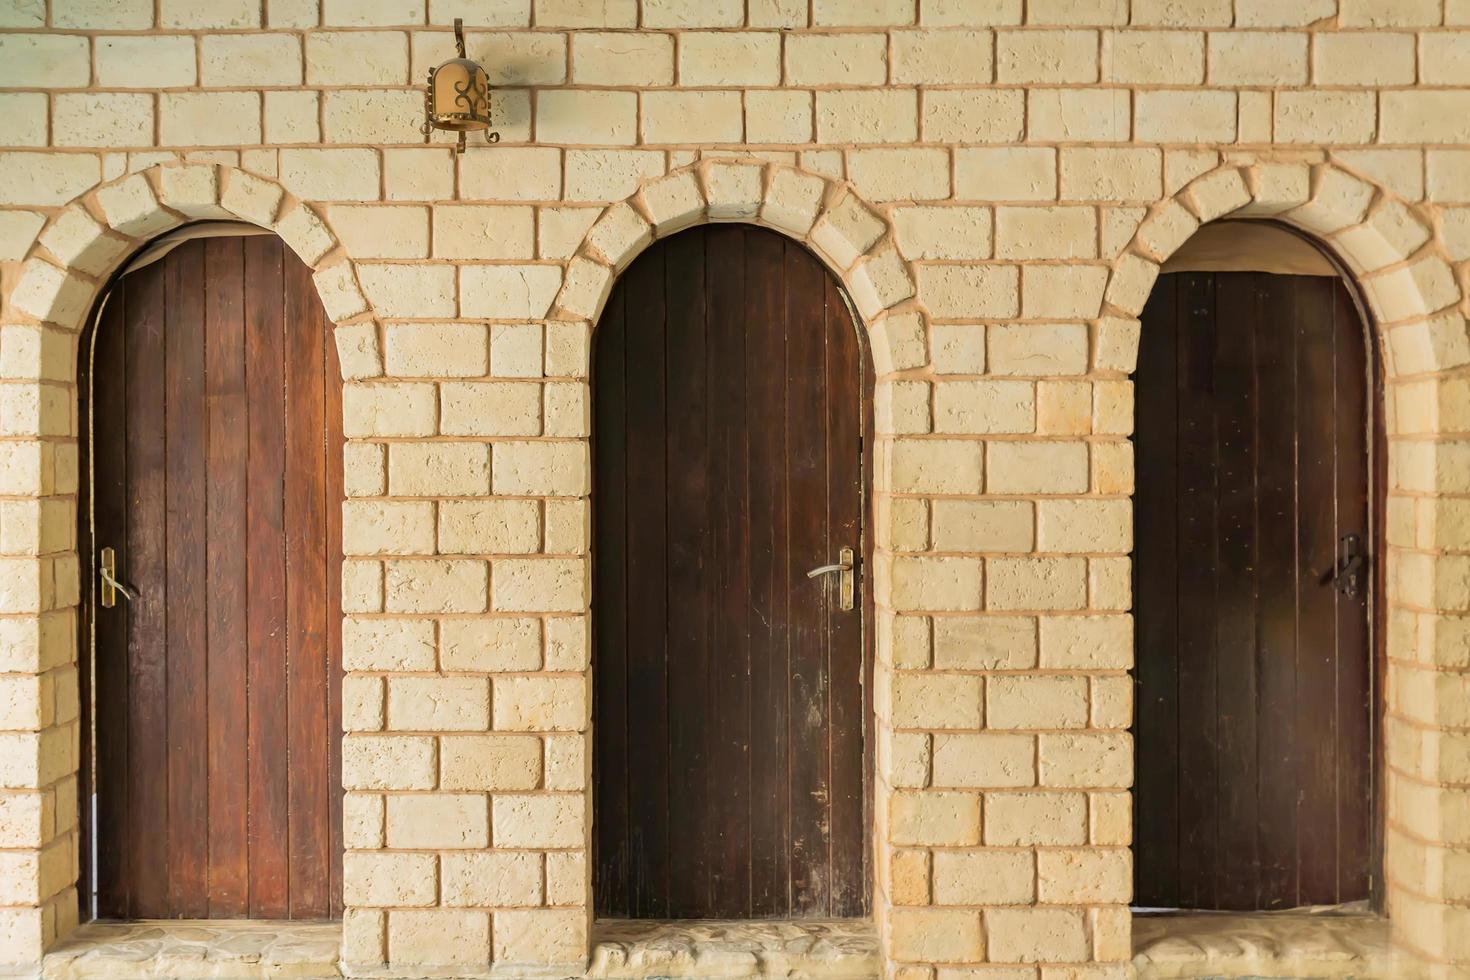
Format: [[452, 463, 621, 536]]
[[87, 236, 343, 921], [1133, 269, 1374, 911], [592, 225, 871, 920]]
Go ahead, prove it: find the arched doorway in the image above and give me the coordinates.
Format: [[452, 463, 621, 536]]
[[80, 229, 344, 919], [1132, 221, 1379, 910], [591, 224, 872, 919]]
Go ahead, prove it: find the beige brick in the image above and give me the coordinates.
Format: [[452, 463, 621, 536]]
[[891, 439, 983, 494], [986, 555, 1088, 611], [956, 147, 1056, 200], [893, 29, 992, 84], [934, 616, 1037, 670], [1039, 732, 1132, 788], [0, 94, 44, 148], [1104, 29, 1203, 84], [329, 205, 429, 260], [571, 32, 672, 86], [436, 500, 539, 557], [931, 499, 1033, 552], [1315, 32, 1415, 85], [984, 908, 1088, 963], [343, 734, 435, 790], [890, 791, 980, 846], [1135, 90, 1236, 144], [889, 908, 983, 964], [388, 794, 489, 850], [987, 442, 1088, 494], [442, 733, 541, 790], [1381, 92, 1470, 144], [933, 732, 1035, 788], [643, 0, 741, 26], [1275, 92, 1377, 145], [1037, 848, 1130, 903], [343, 500, 435, 556], [388, 909, 488, 967], [933, 850, 1034, 904], [1027, 88, 1131, 142], [494, 908, 587, 966], [1208, 31, 1307, 85], [846, 148, 948, 203], [160, 93, 262, 147], [440, 382, 542, 438], [563, 148, 665, 202], [535, 0, 635, 27], [746, 90, 813, 144], [1059, 147, 1161, 201], [537, 90, 636, 145], [491, 441, 587, 495], [679, 31, 780, 86], [987, 323, 1087, 377], [440, 617, 542, 672], [492, 792, 583, 847], [1036, 499, 1130, 555], [442, 852, 541, 907], [995, 206, 1097, 260], [52, 0, 150, 27], [987, 674, 1088, 729], [893, 206, 991, 261], [492, 557, 585, 612], [0, 35, 88, 87], [382, 147, 453, 201], [459, 265, 561, 319], [934, 380, 1034, 434], [52, 94, 153, 148], [985, 790, 1086, 845], [200, 34, 302, 87], [888, 556, 984, 611], [785, 33, 887, 86], [919, 265, 1018, 319], [923, 89, 1024, 144], [996, 29, 1097, 83], [281, 148, 381, 201], [494, 673, 585, 732], [307, 31, 409, 85], [384, 559, 489, 614], [344, 617, 435, 672], [265, 91, 320, 144], [642, 90, 743, 144], [892, 672, 983, 729], [816, 90, 917, 144], [344, 851, 436, 907], [343, 382, 435, 438], [1342, 0, 1440, 25]]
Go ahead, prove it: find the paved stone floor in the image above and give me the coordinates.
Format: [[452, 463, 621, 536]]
[[587, 918, 878, 979], [41, 920, 341, 980], [1133, 909, 1401, 979]]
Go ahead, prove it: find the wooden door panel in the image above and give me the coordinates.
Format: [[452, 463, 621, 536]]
[[593, 225, 870, 920], [88, 235, 343, 921], [1134, 268, 1373, 911]]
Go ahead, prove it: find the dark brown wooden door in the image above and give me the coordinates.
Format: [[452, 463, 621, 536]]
[[1133, 269, 1373, 910], [86, 235, 343, 920], [593, 225, 870, 919]]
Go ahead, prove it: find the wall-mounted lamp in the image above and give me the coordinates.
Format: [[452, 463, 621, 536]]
[[421, 18, 500, 153]]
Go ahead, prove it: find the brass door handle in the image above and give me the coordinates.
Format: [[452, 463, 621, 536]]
[[807, 546, 855, 612], [99, 547, 138, 607]]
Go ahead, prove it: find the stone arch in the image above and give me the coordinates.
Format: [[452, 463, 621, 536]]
[[10, 162, 385, 383], [1099, 160, 1466, 382], [1111, 160, 1470, 970], [548, 158, 932, 406]]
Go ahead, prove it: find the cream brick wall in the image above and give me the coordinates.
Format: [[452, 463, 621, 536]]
[[2, 1, 1470, 978]]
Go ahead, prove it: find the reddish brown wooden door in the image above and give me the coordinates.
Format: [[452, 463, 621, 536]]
[[86, 235, 343, 920], [1133, 269, 1374, 910], [593, 225, 870, 919]]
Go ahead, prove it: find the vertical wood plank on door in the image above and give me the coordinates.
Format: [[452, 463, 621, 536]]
[[323, 321, 346, 918], [93, 282, 131, 920], [245, 237, 290, 919], [163, 241, 209, 918], [204, 238, 250, 917], [284, 254, 332, 919]]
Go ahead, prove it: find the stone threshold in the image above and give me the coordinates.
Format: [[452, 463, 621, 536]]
[[36, 920, 342, 980], [587, 918, 879, 979], [1132, 907, 1404, 979]]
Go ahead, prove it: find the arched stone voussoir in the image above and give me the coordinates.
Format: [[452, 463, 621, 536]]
[[1105, 161, 1467, 376], [15, 162, 380, 379], [549, 161, 930, 377]]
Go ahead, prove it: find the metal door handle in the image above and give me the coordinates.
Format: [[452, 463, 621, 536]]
[[807, 546, 855, 612], [99, 547, 137, 607], [1332, 533, 1366, 599]]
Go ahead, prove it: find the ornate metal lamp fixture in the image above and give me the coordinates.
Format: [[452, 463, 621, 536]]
[[421, 18, 499, 153]]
